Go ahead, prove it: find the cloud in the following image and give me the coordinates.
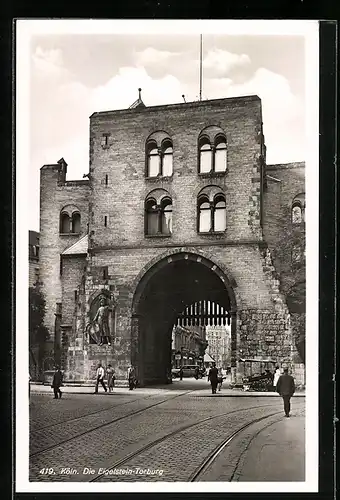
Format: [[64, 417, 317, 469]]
[[202, 67, 305, 163], [203, 49, 251, 75], [91, 66, 187, 111], [29, 55, 304, 230], [32, 46, 66, 77], [134, 47, 179, 66]]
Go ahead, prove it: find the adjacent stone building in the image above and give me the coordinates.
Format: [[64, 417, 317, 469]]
[[205, 325, 231, 369], [172, 325, 208, 368], [39, 94, 305, 386]]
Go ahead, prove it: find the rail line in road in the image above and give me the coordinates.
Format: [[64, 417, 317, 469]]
[[33, 393, 157, 431], [89, 401, 305, 482], [189, 411, 284, 481], [30, 390, 196, 457]]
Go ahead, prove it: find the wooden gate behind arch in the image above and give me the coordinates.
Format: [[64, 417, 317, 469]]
[[176, 300, 231, 327]]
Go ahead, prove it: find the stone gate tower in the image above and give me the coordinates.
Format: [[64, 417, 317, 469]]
[[39, 94, 305, 386]]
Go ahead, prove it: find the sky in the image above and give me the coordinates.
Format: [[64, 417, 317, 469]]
[[23, 23, 311, 231]]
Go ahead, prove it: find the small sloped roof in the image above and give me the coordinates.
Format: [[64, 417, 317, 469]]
[[204, 353, 215, 363], [62, 234, 88, 255], [129, 98, 146, 109]]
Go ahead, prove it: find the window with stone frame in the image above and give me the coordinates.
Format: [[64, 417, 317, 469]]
[[60, 205, 81, 234], [198, 127, 227, 174], [145, 190, 173, 236], [146, 134, 173, 178], [291, 193, 305, 224], [197, 186, 226, 233]]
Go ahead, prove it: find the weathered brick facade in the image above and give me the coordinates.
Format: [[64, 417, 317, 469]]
[[39, 96, 305, 386]]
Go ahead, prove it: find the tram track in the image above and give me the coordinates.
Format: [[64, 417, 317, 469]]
[[89, 401, 305, 482], [189, 410, 284, 481], [30, 389, 196, 457], [32, 393, 157, 431]]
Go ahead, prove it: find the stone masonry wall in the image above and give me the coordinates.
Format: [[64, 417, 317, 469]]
[[39, 163, 89, 337], [88, 96, 264, 251]]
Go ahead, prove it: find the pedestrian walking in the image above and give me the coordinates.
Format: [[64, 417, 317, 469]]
[[106, 364, 115, 392], [51, 366, 63, 399], [208, 362, 219, 394], [276, 367, 295, 417], [128, 365, 136, 390], [273, 366, 281, 390], [94, 363, 107, 393], [179, 366, 183, 380], [217, 367, 223, 391], [194, 366, 200, 380]]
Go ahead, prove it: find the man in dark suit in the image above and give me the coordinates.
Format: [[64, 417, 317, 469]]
[[51, 366, 63, 399], [208, 363, 219, 394], [276, 367, 295, 417]]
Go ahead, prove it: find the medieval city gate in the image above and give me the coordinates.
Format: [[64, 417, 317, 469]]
[[131, 252, 238, 386]]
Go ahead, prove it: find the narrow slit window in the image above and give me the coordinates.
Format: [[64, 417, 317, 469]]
[[104, 216, 107, 227]]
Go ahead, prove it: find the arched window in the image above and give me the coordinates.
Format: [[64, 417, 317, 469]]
[[60, 213, 70, 233], [197, 188, 226, 234], [213, 195, 227, 231], [145, 199, 159, 235], [145, 195, 173, 236], [161, 198, 172, 234], [199, 140, 212, 173], [72, 212, 81, 233], [146, 134, 173, 178], [291, 193, 305, 224], [162, 141, 173, 177], [214, 137, 227, 172], [198, 197, 211, 232], [147, 143, 160, 177]]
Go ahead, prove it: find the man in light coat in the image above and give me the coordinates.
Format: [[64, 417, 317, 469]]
[[94, 363, 107, 393]]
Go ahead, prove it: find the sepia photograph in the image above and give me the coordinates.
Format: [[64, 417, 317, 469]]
[[16, 19, 319, 493]]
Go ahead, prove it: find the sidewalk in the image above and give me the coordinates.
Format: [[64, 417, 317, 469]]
[[30, 383, 305, 397], [232, 411, 305, 481]]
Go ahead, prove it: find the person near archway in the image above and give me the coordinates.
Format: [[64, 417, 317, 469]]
[[276, 368, 296, 417], [128, 365, 136, 390], [51, 366, 63, 399], [217, 367, 223, 391], [94, 363, 107, 393], [208, 362, 219, 394], [106, 364, 115, 392]]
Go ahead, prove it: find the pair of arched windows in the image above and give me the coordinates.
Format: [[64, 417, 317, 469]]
[[146, 139, 173, 178], [144, 186, 227, 236], [198, 194, 226, 233], [60, 207, 81, 234], [145, 195, 172, 235], [198, 135, 227, 174], [291, 193, 305, 224]]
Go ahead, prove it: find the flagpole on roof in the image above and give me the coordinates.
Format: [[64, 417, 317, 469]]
[[199, 34, 203, 101]]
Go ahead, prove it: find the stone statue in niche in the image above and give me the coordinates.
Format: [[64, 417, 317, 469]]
[[86, 293, 115, 346]]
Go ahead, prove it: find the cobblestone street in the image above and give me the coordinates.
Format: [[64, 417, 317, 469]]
[[29, 380, 305, 483]]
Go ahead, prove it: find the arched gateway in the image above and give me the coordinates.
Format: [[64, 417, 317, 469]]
[[130, 251, 238, 386]]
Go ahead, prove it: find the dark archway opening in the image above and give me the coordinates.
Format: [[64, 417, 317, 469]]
[[132, 254, 235, 386]]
